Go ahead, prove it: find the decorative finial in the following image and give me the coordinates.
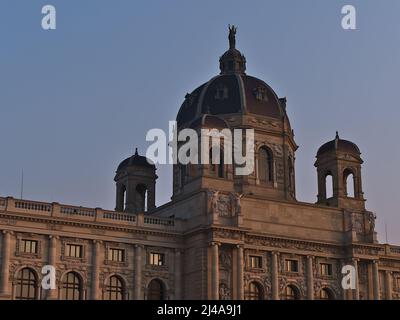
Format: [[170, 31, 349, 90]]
[[228, 24, 237, 49], [134, 148, 138, 156], [334, 131, 339, 149]]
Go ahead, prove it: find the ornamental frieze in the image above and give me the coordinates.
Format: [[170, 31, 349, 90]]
[[378, 260, 400, 268], [245, 236, 340, 254], [213, 229, 241, 240], [352, 245, 383, 256], [0, 218, 17, 225], [47, 223, 62, 230]]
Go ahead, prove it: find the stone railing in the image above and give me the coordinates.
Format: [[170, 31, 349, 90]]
[[103, 211, 136, 222], [390, 246, 400, 255], [144, 216, 175, 226], [0, 196, 181, 231], [60, 206, 96, 217], [15, 200, 52, 212]]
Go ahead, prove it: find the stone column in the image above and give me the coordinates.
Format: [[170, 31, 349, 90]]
[[134, 244, 143, 300], [174, 249, 182, 300], [271, 252, 279, 300], [0, 231, 11, 297], [306, 256, 314, 300], [236, 245, 244, 300], [353, 258, 360, 300], [47, 235, 58, 299], [385, 271, 392, 300], [91, 240, 101, 300], [372, 260, 380, 300], [211, 242, 219, 300]]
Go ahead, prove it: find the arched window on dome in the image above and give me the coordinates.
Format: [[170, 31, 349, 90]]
[[209, 146, 224, 178], [136, 184, 148, 212], [343, 169, 355, 198], [115, 183, 127, 212], [258, 147, 273, 184], [119, 184, 126, 211], [215, 84, 228, 100], [325, 173, 333, 199]]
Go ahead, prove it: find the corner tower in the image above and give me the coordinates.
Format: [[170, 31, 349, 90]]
[[315, 132, 365, 210], [114, 148, 157, 214]]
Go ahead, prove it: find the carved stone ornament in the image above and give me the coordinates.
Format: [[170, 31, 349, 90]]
[[219, 282, 231, 300], [219, 250, 232, 269]]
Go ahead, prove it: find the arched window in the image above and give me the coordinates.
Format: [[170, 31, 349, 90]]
[[209, 147, 224, 178], [117, 184, 126, 211], [319, 288, 334, 300], [325, 173, 333, 199], [62, 272, 82, 300], [136, 184, 148, 212], [121, 185, 126, 210], [105, 275, 125, 300], [343, 169, 355, 198], [245, 281, 264, 300], [147, 279, 165, 300], [15, 268, 37, 300], [258, 147, 273, 183], [283, 285, 300, 300]]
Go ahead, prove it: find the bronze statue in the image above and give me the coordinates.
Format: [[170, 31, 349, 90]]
[[228, 24, 237, 49]]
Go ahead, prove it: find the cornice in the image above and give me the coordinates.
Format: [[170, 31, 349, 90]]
[[0, 212, 183, 240]]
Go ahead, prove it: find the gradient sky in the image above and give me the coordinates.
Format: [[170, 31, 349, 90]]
[[1, 0, 399, 244]]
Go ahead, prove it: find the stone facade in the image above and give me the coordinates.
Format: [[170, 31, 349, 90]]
[[1, 27, 400, 300]]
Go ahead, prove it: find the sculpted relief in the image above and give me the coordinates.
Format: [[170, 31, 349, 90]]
[[207, 190, 243, 217]]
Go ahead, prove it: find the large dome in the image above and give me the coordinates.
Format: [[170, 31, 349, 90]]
[[176, 26, 286, 128], [177, 74, 284, 128]]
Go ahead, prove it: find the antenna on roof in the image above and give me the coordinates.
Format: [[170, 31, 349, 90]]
[[385, 222, 388, 243], [20, 168, 24, 199]]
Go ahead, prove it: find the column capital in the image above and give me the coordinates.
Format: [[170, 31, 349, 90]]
[[210, 241, 221, 247], [306, 255, 315, 260], [271, 251, 280, 256], [236, 244, 244, 249], [49, 235, 59, 240], [174, 248, 183, 254], [372, 259, 379, 265], [2, 230, 13, 235], [93, 239, 103, 245], [134, 244, 144, 249]]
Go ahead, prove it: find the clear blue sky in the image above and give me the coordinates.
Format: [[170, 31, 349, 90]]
[[1, 0, 399, 244]]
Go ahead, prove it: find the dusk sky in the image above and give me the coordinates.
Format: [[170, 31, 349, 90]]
[[1, 0, 399, 244]]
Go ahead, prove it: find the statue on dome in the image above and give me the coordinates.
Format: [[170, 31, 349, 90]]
[[228, 24, 237, 49]]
